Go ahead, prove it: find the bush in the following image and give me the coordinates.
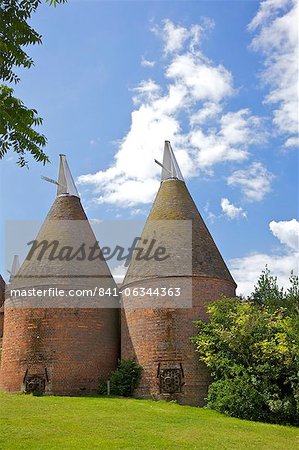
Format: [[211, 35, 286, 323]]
[[192, 270, 299, 426], [98, 359, 142, 397], [207, 375, 266, 422], [97, 378, 108, 396]]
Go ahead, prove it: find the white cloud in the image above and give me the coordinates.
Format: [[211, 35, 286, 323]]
[[190, 102, 221, 125], [230, 218, 299, 296], [230, 251, 298, 297], [132, 79, 161, 105], [189, 109, 264, 168], [221, 198, 247, 219], [166, 53, 233, 101], [220, 110, 265, 146], [162, 20, 190, 54], [285, 136, 299, 148], [111, 263, 127, 284], [78, 19, 266, 207], [269, 219, 299, 251], [227, 162, 274, 201], [155, 19, 210, 55], [204, 202, 217, 224], [249, 0, 298, 147], [141, 57, 156, 68], [89, 219, 103, 225], [130, 208, 147, 216]]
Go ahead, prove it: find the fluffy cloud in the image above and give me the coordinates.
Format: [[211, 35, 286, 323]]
[[141, 57, 156, 68], [227, 162, 274, 201], [189, 109, 264, 168], [155, 18, 213, 55], [230, 252, 297, 297], [249, 0, 298, 147], [221, 198, 247, 219], [78, 20, 267, 207], [190, 102, 221, 125], [230, 218, 299, 296], [111, 263, 127, 284], [166, 52, 233, 101], [269, 219, 299, 251]]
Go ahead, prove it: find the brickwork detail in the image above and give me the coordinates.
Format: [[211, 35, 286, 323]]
[[121, 276, 235, 406], [0, 276, 5, 338], [0, 307, 119, 394], [121, 178, 236, 406], [0, 195, 120, 394]]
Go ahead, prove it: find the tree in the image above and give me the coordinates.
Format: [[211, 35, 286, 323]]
[[192, 270, 299, 425], [251, 267, 299, 315], [0, 0, 67, 167]]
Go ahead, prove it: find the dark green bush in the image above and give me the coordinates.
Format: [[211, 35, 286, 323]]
[[98, 359, 142, 397], [207, 375, 299, 425], [192, 270, 299, 426], [207, 375, 266, 422], [97, 378, 108, 396]]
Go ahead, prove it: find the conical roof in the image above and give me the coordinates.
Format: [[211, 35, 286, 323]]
[[7, 156, 118, 308], [124, 142, 236, 287]]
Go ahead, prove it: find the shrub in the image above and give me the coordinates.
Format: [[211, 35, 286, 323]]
[[192, 270, 299, 425], [97, 378, 108, 396], [207, 375, 266, 422], [98, 359, 142, 397]]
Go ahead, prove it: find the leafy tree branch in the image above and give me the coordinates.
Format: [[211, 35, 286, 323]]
[[0, 0, 67, 166]]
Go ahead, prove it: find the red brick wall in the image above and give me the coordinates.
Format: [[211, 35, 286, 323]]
[[0, 277, 5, 338], [0, 307, 120, 394], [0, 309, 3, 339], [121, 276, 235, 406]]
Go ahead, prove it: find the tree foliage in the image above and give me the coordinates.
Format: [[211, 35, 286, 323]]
[[0, 0, 66, 166], [192, 269, 299, 425]]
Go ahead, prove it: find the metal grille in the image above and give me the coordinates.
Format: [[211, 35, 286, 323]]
[[159, 368, 182, 394], [25, 376, 45, 395]]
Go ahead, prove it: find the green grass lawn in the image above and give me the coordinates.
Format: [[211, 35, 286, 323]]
[[0, 393, 298, 449]]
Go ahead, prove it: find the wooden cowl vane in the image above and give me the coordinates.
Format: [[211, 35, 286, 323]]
[[0, 155, 119, 395], [121, 141, 236, 406]]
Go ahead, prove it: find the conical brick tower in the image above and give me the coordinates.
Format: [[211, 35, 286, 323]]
[[0, 257, 19, 339], [0, 155, 120, 395], [121, 141, 236, 406], [0, 275, 5, 338]]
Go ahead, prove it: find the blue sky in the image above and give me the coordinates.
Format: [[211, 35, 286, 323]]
[[0, 0, 298, 294]]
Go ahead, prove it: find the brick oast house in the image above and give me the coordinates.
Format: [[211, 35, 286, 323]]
[[0, 275, 5, 338], [0, 155, 120, 395], [121, 141, 236, 406], [0, 256, 20, 339], [0, 144, 236, 404]]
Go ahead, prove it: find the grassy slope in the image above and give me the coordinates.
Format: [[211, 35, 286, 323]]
[[0, 393, 298, 449]]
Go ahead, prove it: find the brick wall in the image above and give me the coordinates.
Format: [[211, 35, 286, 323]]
[[0, 277, 5, 338], [121, 276, 235, 406], [0, 195, 121, 394], [0, 307, 120, 394], [0, 309, 3, 339]]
